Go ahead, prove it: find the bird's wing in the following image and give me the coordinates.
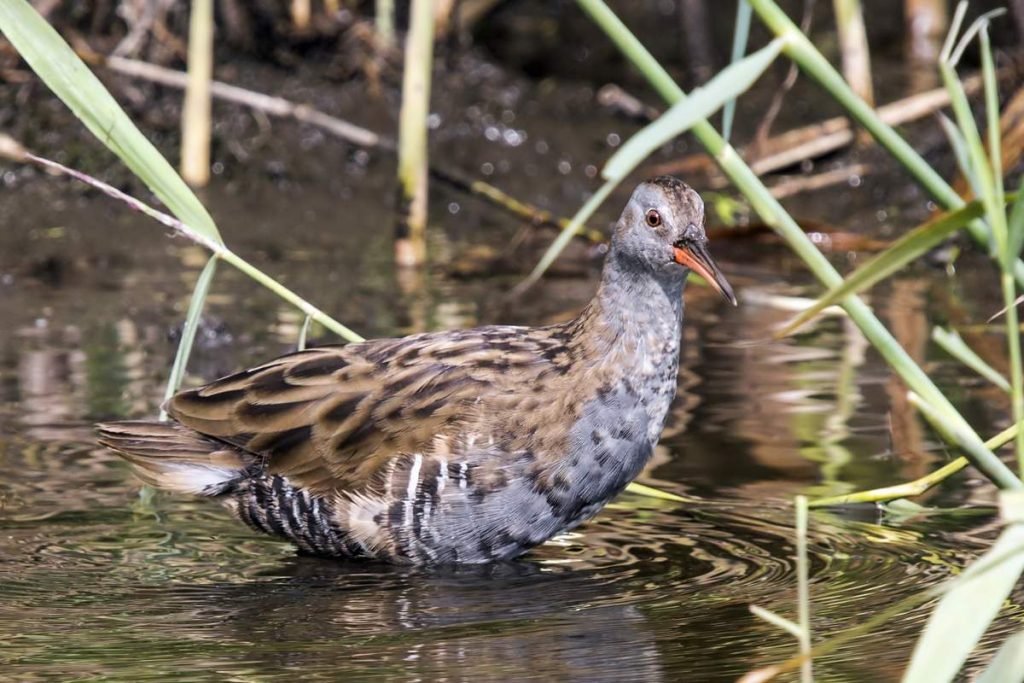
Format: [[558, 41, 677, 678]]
[[166, 327, 561, 494]]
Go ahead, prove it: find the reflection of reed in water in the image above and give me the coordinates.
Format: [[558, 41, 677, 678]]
[[883, 277, 932, 485], [12, 319, 154, 442], [701, 293, 847, 480]]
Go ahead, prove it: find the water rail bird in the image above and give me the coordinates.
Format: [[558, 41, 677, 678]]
[[98, 176, 735, 565]]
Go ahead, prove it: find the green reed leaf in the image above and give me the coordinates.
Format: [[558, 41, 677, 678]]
[[1009, 178, 1024, 262], [904, 515, 1024, 682], [624, 482, 689, 503], [0, 0, 221, 244], [939, 2, 968, 64], [602, 37, 785, 182], [975, 630, 1024, 683], [932, 327, 1012, 393], [941, 60, 1005, 259], [948, 8, 1006, 67], [722, 0, 753, 143], [160, 255, 219, 419], [750, 605, 805, 640], [937, 113, 981, 200], [776, 200, 990, 338]]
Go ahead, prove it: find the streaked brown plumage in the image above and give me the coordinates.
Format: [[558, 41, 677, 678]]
[[98, 176, 735, 565]]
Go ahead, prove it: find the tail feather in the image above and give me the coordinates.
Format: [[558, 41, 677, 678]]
[[97, 421, 254, 496]]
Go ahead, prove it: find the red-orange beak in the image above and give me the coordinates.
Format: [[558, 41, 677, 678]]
[[673, 241, 737, 306]]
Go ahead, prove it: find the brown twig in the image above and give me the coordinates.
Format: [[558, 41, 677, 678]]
[[88, 52, 383, 147], [767, 162, 870, 199], [24, 152, 220, 250], [428, 165, 605, 243], [0, 132, 28, 162]]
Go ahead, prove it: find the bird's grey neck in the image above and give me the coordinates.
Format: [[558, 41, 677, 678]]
[[572, 246, 686, 354]]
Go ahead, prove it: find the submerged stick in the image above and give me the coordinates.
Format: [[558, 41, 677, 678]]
[[429, 165, 605, 243]]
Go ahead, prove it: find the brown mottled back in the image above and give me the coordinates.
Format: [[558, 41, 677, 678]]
[[166, 325, 579, 494]]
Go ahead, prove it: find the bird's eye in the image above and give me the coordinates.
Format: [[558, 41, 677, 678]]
[[645, 210, 662, 227]]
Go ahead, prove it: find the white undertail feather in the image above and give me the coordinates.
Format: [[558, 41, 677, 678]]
[[131, 463, 245, 495], [342, 490, 389, 552], [96, 421, 250, 496]]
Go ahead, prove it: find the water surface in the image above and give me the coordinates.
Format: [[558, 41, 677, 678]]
[[2, 25, 1023, 681]]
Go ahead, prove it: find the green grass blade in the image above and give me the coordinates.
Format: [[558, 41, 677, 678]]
[[904, 521, 1024, 682], [1009, 178, 1024, 260], [932, 327, 1012, 393], [722, 0, 753, 143], [160, 255, 218, 419], [749, 605, 805, 640], [519, 177, 618, 289], [939, 2, 968, 63], [981, 26, 1003, 243], [603, 38, 784, 181], [949, 9, 1006, 67], [0, 0, 221, 244], [942, 7, 1024, 474], [297, 314, 313, 351], [908, 392, 1021, 491], [975, 630, 1024, 683], [941, 62, 1004, 258], [776, 200, 988, 337], [937, 113, 980, 199], [624, 482, 689, 503], [795, 494, 812, 683]]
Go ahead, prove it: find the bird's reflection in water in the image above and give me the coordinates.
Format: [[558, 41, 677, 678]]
[[169, 556, 665, 682]]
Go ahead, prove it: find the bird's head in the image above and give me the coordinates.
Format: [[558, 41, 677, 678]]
[[612, 176, 736, 305]]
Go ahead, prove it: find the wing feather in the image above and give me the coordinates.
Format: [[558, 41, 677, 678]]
[[164, 333, 534, 493]]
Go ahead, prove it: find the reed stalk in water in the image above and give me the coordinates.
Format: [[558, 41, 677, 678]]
[[291, 0, 311, 30], [832, 0, 874, 105], [181, 0, 213, 188], [376, 0, 396, 47], [395, 0, 436, 266]]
